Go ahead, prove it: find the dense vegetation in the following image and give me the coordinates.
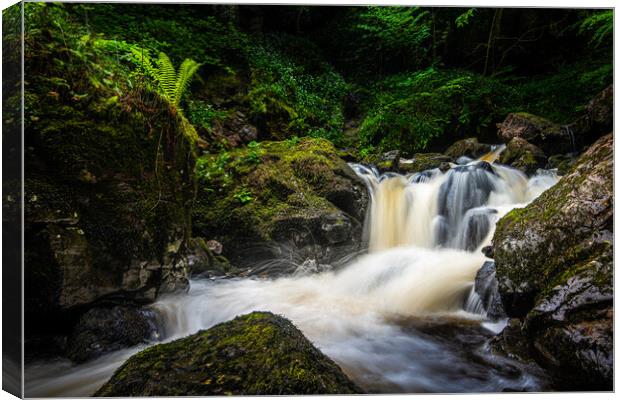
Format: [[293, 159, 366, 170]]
[[18, 3, 612, 157]]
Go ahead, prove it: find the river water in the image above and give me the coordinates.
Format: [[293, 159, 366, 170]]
[[25, 154, 559, 396]]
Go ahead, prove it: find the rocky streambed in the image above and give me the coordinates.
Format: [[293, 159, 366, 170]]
[[24, 86, 613, 394]]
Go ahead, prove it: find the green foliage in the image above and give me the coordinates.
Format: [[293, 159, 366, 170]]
[[125, 48, 201, 111], [196, 152, 231, 186], [186, 100, 229, 131], [505, 60, 612, 123], [455, 8, 476, 28], [233, 187, 254, 205], [359, 68, 510, 153], [247, 44, 349, 144], [356, 7, 431, 66], [578, 10, 613, 48], [244, 141, 262, 164]]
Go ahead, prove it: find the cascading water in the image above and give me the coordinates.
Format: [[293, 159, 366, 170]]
[[25, 151, 559, 396]]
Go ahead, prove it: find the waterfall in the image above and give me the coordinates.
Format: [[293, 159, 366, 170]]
[[353, 155, 555, 254], [25, 152, 559, 396]]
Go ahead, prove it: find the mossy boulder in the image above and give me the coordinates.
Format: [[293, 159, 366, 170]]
[[492, 133, 613, 389], [496, 113, 572, 155], [95, 312, 362, 396], [444, 137, 493, 159], [193, 137, 369, 270], [499, 137, 547, 175]]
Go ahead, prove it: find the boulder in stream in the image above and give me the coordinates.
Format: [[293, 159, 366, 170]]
[[95, 312, 362, 396], [66, 306, 161, 363], [192, 137, 369, 271], [499, 137, 547, 175], [444, 137, 493, 159], [492, 133, 613, 389]]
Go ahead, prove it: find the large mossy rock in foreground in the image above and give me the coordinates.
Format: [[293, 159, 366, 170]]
[[193, 137, 369, 270], [492, 133, 613, 389], [95, 312, 362, 396]]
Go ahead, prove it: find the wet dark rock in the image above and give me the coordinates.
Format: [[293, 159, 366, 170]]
[[496, 113, 570, 155], [481, 245, 494, 258], [186, 237, 240, 278], [571, 85, 613, 147], [66, 306, 161, 363], [211, 112, 258, 147], [206, 239, 223, 255], [489, 319, 536, 363], [492, 133, 613, 389], [398, 153, 453, 174], [444, 137, 492, 159], [499, 137, 547, 175], [546, 153, 577, 175], [95, 312, 362, 396], [473, 262, 506, 320]]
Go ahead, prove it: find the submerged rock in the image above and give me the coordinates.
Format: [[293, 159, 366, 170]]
[[444, 137, 492, 159], [473, 261, 506, 320], [492, 133, 613, 389], [499, 137, 547, 175], [66, 307, 161, 363], [95, 312, 362, 396]]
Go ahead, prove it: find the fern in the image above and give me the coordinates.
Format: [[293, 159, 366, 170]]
[[578, 10, 613, 48], [120, 46, 204, 147], [174, 59, 201, 108]]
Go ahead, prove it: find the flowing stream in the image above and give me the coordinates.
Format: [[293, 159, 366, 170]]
[[25, 154, 560, 396]]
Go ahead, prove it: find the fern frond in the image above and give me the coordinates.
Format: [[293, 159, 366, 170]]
[[174, 59, 201, 108], [157, 52, 177, 103], [130, 46, 158, 81]]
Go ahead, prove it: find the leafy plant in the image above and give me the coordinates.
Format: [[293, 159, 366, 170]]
[[578, 10, 613, 48], [187, 100, 229, 131], [244, 141, 262, 164], [455, 8, 476, 28], [233, 187, 254, 205], [123, 47, 204, 146]]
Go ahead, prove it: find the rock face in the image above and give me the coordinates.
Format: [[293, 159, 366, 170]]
[[95, 312, 362, 396], [193, 137, 369, 270], [25, 73, 190, 341], [66, 307, 161, 363], [571, 84, 614, 146], [444, 137, 492, 159], [499, 137, 547, 175], [496, 113, 571, 155], [492, 133, 613, 389], [473, 261, 506, 320], [186, 237, 240, 278]]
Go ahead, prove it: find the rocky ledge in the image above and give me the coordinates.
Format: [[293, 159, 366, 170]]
[[492, 133, 613, 390]]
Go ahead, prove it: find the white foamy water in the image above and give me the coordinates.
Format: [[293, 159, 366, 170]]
[[25, 154, 559, 396]]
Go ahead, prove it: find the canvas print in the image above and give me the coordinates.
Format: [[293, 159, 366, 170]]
[[1, 1, 614, 397]]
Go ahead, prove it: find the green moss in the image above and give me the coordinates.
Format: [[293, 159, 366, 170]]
[[494, 134, 613, 315], [192, 137, 354, 248], [95, 312, 362, 396]]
